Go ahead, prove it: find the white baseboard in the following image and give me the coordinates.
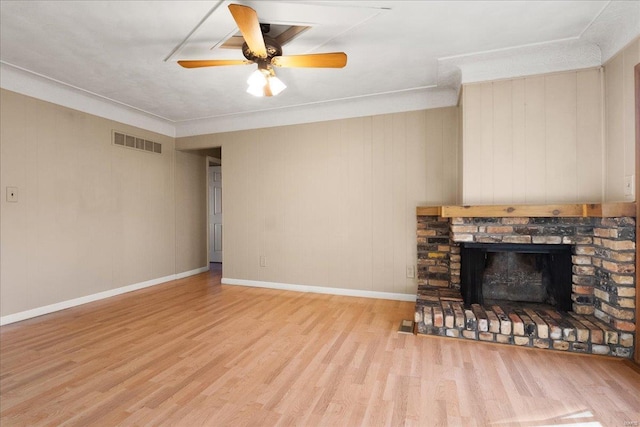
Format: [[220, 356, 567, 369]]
[[0, 266, 210, 326], [175, 266, 210, 279], [221, 278, 417, 302]]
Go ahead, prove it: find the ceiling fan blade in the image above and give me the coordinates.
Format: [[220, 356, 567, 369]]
[[228, 4, 267, 59], [178, 59, 251, 68], [271, 52, 347, 68]]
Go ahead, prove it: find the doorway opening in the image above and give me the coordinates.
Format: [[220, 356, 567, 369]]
[[206, 148, 222, 271]]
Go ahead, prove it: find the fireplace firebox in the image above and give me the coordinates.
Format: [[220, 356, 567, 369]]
[[460, 243, 573, 311]]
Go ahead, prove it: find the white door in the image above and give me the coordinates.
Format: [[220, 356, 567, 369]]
[[209, 166, 223, 263]]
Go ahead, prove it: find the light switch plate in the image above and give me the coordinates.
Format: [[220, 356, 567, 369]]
[[6, 187, 18, 202], [624, 175, 634, 199]]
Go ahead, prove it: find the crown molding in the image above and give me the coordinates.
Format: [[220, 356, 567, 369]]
[[439, 0, 639, 85], [440, 38, 602, 85], [581, 0, 640, 63], [174, 86, 458, 137], [0, 62, 176, 137]]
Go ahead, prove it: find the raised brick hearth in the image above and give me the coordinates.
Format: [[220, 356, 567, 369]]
[[415, 211, 636, 358]]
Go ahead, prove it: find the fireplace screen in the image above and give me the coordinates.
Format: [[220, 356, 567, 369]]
[[460, 243, 573, 311]]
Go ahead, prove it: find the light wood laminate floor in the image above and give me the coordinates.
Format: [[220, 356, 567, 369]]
[[1, 267, 639, 426]]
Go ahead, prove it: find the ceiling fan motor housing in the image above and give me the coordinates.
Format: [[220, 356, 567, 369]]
[[242, 35, 282, 62]]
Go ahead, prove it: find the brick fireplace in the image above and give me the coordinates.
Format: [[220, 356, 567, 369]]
[[415, 205, 637, 358]]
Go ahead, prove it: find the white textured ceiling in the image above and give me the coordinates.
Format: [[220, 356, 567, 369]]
[[1, 0, 639, 137]]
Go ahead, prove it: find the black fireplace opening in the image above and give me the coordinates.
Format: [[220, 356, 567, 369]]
[[460, 243, 573, 312]]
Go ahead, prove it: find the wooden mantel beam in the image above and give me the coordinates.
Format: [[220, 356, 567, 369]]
[[584, 203, 637, 218], [416, 206, 441, 216], [416, 202, 636, 218], [441, 204, 584, 218]]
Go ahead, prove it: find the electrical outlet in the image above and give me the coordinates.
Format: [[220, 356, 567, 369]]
[[624, 175, 634, 199], [406, 265, 415, 278], [260, 256, 267, 267], [6, 187, 18, 202]]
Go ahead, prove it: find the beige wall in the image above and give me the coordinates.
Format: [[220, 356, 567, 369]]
[[604, 37, 639, 202], [0, 89, 205, 317], [460, 35, 640, 206], [177, 108, 460, 295], [461, 68, 604, 204]]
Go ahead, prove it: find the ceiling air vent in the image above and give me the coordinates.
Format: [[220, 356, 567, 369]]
[[113, 131, 162, 155]]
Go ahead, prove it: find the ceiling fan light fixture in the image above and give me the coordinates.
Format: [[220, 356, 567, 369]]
[[246, 68, 286, 97], [246, 83, 265, 97], [268, 75, 286, 96], [246, 69, 268, 97], [247, 68, 268, 87]]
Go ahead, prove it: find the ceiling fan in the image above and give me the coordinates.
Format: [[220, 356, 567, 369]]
[[178, 4, 348, 97]]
